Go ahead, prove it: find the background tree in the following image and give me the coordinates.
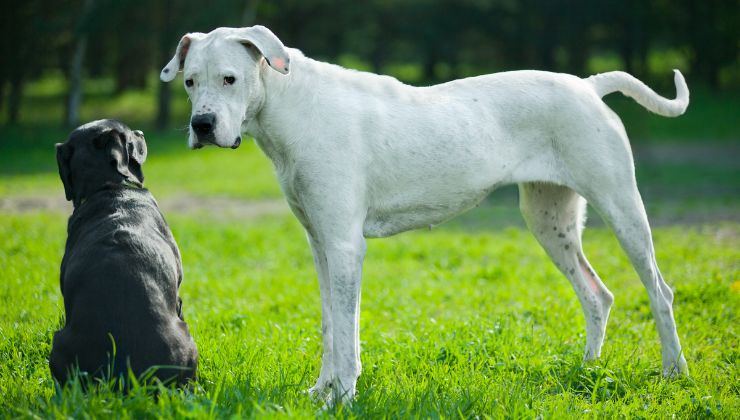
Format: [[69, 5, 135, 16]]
[[65, 0, 95, 128], [1, 0, 736, 128]]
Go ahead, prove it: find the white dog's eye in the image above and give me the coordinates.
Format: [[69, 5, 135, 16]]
[[185, 79, 194, 87], [223, 76, 236, 86]]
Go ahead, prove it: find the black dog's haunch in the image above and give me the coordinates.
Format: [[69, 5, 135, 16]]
[[50, 119, 198, 387]]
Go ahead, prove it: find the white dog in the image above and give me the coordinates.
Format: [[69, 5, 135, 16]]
[[161, 26, 689, 405]]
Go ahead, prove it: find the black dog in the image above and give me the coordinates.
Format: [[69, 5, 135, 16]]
[[50, 119, 197, 387]]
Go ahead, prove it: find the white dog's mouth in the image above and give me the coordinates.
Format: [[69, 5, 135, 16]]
[[189, 113, 242, 149], [190, 136, 242, 150]]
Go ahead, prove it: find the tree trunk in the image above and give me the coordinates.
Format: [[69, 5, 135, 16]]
[[0, 79, 5, 114], [370, 44, 385, 75], [114, 3, 151, 94], [620, 40, 634, 75], [156, 0, 174, 129], [65, 36, 87, 127], [539, 18, 556, 71], [617, 0, 637, 75], [65, 0, 94, 128], [8, 74, 23, 124], [115, 54, 149, 93], [568, 41, 588, 76], [241, 0, 260, 26], [156, 79, 171, 130], [422, 48, 438, 84]]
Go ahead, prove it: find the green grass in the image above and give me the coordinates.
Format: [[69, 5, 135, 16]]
[[1, 211, 738, 417]]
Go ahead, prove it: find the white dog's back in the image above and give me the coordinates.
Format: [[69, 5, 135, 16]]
[[271, 63, 626, 236]]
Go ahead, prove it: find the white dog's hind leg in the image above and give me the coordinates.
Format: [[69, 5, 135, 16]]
[[307, 235, 334, 400], [587, 182, 688, 376], [519, 183, 614, 360]]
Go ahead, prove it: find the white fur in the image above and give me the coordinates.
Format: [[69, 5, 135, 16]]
[[162, 26, 690, 405]]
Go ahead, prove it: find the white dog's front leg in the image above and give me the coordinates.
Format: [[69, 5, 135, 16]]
[[307, 235, 334, 401], [325, 238, 365, 405]]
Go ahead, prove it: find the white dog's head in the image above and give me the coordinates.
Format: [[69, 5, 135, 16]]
[[160, 26, 290, 149]]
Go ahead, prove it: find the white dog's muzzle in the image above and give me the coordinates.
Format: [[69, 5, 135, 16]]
[[190, 112, 242, 150]]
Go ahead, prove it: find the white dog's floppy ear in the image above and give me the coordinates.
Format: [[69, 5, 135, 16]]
[[226, 25, 290, 75], [160, 32, 205, 82]]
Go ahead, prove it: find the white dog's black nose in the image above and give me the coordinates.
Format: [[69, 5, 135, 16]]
[[191, 113, 216, 137]]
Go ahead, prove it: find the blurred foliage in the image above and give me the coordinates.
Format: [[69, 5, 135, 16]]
[[11, 70, 739, 141], [0, 0, 738, 127]]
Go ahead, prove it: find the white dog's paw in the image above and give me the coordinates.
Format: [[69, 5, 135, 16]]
[[307, 379, 332, 403], [582, 347, 601, 362], [307, 378, 356, 408], [329, 378, 356, 408], [663, 354, 689, 378]]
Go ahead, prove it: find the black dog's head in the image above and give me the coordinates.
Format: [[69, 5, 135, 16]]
[[56, 120, 148, 207]]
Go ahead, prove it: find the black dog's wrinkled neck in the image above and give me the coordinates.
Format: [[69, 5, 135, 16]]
[[72, 181, 143, 208], [66, 185, 156, 247]]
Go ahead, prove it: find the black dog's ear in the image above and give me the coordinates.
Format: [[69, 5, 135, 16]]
[[127, 135, 147, 166], [107, 132, 136, 185], [56, 143, 73, 201], [126, 135, 147, 184], [107, 131, 147, 186]]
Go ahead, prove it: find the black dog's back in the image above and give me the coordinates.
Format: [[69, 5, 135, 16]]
[[50, 186, 197, 386]]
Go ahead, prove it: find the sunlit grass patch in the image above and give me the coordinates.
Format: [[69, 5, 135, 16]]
[[1, 211, 737, 417]]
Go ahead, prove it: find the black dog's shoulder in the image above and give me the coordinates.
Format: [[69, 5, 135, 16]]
[[67, 187, 172, 248], [61, 187, 182, 297]]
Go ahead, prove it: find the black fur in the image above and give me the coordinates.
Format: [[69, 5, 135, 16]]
[[50, 120, 197, 387]]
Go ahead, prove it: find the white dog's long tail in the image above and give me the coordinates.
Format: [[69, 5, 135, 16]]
[[586, 69, 689, 117]]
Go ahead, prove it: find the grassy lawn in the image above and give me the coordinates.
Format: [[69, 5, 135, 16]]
[[1, 211, 738, 417]]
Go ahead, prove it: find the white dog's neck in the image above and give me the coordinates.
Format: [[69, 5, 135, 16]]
[[245, 49, 301, 164], [247, 49, 415, 165]]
